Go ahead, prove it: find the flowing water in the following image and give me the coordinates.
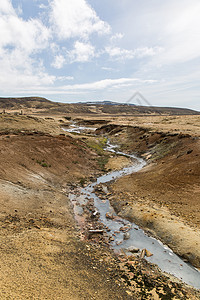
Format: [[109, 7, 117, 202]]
[[62, 123, 97, 134], [66, 124, 200, 289]]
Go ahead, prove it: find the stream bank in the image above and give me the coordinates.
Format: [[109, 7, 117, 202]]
[[64, 121, 200, 296], [94, 124, 200, 267], [69, 144, 200, 290]]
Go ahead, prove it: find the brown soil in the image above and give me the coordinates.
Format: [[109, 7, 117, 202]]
[[100, 124, 200, 268], [0, 114, 66, 135], [0, 129, 133, 299], [0, 113, 199, 299], [105, 155, 132, 171], [74, 114, 200, 136], [114, 115, 200, 136]]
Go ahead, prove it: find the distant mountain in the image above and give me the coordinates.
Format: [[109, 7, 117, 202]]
[[0, 97, 199, 115], [79, 100, 128, 106]]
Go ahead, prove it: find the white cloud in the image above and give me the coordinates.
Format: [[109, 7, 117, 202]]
[[0, 46, 55, 91], [160, 2, 200, 64], [68, 41, 95, 62], [130, 0, 200, 66], [102, 67, 116, 71], [16, 4, 23, 16], [0, 0, 14, 15], [135, 47, 163, 58], [57, 76, 74, 81], [13, 77, 157, 97], [39, 4, 48, 9], [60, 77, 156, 91], [50, 42, 60, 53], [49, 0, 111, 40], [105, 46, 162, 60], [110, 33, 124, 43], [0, 2, 49, 53], [105, 46, 134, 60], [0, 0, 52, 93], [52, 55, 65, 69]]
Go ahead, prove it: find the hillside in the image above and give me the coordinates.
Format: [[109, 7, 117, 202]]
[[0, 97, 199, 115], [0, 97, 52, 109]]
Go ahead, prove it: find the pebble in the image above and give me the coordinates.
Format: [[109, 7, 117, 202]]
[[127, 246, 139, 253], [105, 212, 114, 220], [123, 232, 130, 240]]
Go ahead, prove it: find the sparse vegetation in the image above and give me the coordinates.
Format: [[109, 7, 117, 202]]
[[36, 159, 51, 168], [86, 137, 107, 155], [97, 155, 109, 171], [79, 177, 86, 187]]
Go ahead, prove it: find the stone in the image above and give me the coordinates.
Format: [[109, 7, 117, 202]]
[[116, 240, 123, 246], [105, 212, 114, 220], [127, 246, 139, 253], [139, 248, 153, 258], [140, 249, 146, 259], [123, 232, 130, 240], [145, 249, 153, 257]]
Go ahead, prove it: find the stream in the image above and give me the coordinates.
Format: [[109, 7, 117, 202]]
[[64, 124, 200, 289]]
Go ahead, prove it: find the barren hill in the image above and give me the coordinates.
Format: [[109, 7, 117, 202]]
[[0, 97, 199, 115]]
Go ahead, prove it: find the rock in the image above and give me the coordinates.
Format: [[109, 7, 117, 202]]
[[105, 212, 114, 220], [119, 225, 131, 232], [91, 210, 99, 218], [88, 229, 103, 234], [140, 249, 146, 259], [127, 246, 139, 253], [187, 149, 193, 155], [102, 186, 108, 194], [34, 225, 40, 229], [139, 248, 153, 258], [126, 290, 132, 296], [145, 249, 153, 257], [116, 240, 123, 246], [123, 232, 130, 240]]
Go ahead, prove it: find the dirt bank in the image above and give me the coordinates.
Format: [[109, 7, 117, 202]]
[[97, 124, 200, 269], [0, 130, 135, 299], [77, 114, 200, 136]]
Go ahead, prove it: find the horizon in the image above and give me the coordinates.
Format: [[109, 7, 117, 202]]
[[0, 95, 199, 112], [0, 1, 200, 111]]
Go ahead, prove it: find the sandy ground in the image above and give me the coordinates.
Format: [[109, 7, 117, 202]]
[[0, 113, 199, 299], [105, 155, 132, 171]]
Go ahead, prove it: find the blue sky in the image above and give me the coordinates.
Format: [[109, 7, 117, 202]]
[[0, 0, 200, 110]]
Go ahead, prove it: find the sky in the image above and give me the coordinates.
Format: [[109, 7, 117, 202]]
[[0, 0, 200, 110]]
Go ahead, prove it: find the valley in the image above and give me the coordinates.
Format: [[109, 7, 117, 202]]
[[0, 98, 200, 299]]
